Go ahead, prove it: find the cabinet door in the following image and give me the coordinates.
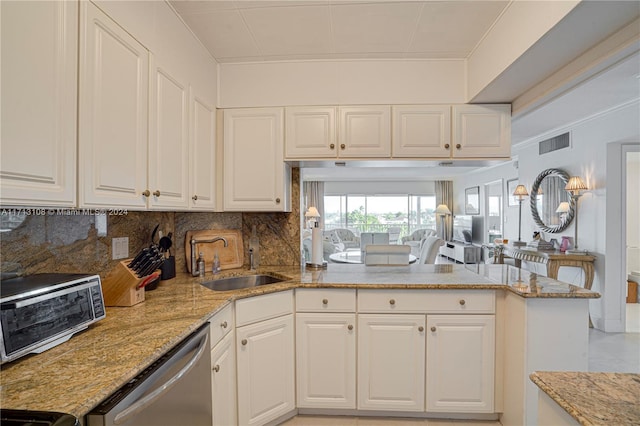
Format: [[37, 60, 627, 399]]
[[358, 314, 425, 411], [0, 0, 77, 207], [392, 105, 451, 158], [451, 105, 511, 158], [189, 89, 216, 211], [426, 315, 495, 413], [223, 108, 291, 212], [237, 314, 295, 426], [148, 55, 189, 210], [79, 2, 149, 209], [296, 313, 356, 409], [285, 107, 337, 159], [211, 331, 237, 426], [339, 106, 391, 158]]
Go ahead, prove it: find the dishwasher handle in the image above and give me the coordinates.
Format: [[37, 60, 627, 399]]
[[112, 331, 209, 425]]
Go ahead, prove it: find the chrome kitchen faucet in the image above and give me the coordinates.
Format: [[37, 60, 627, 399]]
[[190, 236, 228, 277]]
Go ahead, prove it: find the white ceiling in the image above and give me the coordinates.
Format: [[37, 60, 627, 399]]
[[170, 0, 640, 180], [170, 0, 510, 63]]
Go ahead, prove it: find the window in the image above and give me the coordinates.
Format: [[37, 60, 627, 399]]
[[323, 194, 436, 240]]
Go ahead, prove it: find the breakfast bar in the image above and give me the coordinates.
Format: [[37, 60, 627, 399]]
[[0, 264, 600, 425]]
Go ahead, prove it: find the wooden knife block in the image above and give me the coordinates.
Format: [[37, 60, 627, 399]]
[[102, 260, 146, 307]]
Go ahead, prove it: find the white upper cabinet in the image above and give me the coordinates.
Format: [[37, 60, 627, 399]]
[[148, 54, 190, 210], [223, 108, 291, 212], [452, 104, 511, 158], [285, 107, 337, 158], [392, 105, 451, 158], [79, 1, 149, 209], [0, 0, 77, 207], [339, 106, 391, 158], [189, 91, 217, 211]]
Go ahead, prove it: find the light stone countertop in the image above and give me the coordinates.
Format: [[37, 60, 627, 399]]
[[530, 371, 640, 425], [0, 263, 599, 418]]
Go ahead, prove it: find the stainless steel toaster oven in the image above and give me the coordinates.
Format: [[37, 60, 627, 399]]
[[0, 273, 106, 364]]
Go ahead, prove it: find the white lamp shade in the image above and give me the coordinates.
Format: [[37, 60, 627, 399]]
[[305, 207, 320, 218], [556, 201, 570, 213], [435, 204, 451, 215]]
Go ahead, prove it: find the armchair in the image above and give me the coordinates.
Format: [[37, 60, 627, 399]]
[[401, 229, 437, 257], [327, 228, 360, 250]]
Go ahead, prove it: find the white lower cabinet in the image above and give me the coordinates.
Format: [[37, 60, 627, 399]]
[[211, 331, 237, 426], [236, 314, 295, 426], [357, 314, 426, 411], [296, 313, 356, 409], [426, 315, 495, 413]]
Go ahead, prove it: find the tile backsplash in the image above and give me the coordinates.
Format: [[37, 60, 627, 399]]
[[0, 170, 301, 279]]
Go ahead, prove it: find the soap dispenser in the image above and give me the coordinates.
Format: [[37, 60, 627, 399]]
[[249, 225, 260, 269], [197, 252, 205, 277]]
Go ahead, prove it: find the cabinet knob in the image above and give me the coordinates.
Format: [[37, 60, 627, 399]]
[[389, 299, 396, 305], [459, 299, 466, 306], [340, 144, 346, 149], [431, 326, 436, 332], [153, 190, 161, 197], [456, 144, 461, 149], [221, 321, 228, 329], [276, 198, 281, 204], [192, 195, 198, 201], [418, 326, 424, 332], [213, 365, 220, 372], [322, 298, 328, 305], [330, 144, 335, 149], [348, 324, 354, 331], [241, 339, 248, 346], [142, 190, 150, 197], [444, 143, 450, 149]]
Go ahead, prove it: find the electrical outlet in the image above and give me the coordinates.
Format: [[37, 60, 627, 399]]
[[112, 237, 129, 260]]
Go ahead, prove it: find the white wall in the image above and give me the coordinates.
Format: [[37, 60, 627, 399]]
[[456, 100, 640, 331], [627, 151, 640, 276], [218, 59, 465, 107]]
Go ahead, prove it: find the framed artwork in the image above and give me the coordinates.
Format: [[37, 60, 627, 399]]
[[465, 186, 480, 215], [507, 179, 519, 207]]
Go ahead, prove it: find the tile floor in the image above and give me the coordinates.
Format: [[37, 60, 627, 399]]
[[280, 306, 640, 426]]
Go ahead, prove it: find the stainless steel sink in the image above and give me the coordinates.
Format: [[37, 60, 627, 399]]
[[200, 274, 284, 291]]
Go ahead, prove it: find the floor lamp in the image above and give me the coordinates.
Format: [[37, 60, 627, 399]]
[[435, 204, 451, 240], [565, 176, 588, 254], [513, 184, 529, 247]]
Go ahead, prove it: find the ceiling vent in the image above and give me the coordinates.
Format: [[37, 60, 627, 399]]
[[539, 132, 570, 155]]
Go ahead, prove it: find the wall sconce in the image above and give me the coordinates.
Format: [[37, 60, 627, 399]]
[[513, 184, 529, 247], [565, 176, 588, 253], [435, 204, 451, 240]]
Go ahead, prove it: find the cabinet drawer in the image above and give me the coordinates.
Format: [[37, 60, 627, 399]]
[[235, 290, 293, 327], [296, 289, 356, 312], [357, 290, 495, 314], [209, 303, 234, 347]]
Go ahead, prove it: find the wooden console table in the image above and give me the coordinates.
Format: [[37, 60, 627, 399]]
[[494, 245, 595, 290]]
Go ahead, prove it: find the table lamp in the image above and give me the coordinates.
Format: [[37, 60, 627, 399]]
[[304, 207, 327, 269], [565, 176, 588, 254], [435, 204, 451, 240], [513, 184, 529, 247]]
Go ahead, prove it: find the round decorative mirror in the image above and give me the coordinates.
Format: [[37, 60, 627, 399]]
[[530, 168, 575, 233]]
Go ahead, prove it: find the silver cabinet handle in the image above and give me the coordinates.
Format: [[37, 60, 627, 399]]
[[389, 299, 395, 305], [322, 298, 328, 305], [418, 326, 424, 332], [459, 299, 466, 306], [348, 324, 354, 331], [213, 365, 220, 372], [241, 339, 248, 346], [276, 198, 281, 204], [221, 321, 228, 329], [431, 326, 436, 332]]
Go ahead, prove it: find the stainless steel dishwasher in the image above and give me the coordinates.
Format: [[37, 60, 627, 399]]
[[86, 324, 211, 426]]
